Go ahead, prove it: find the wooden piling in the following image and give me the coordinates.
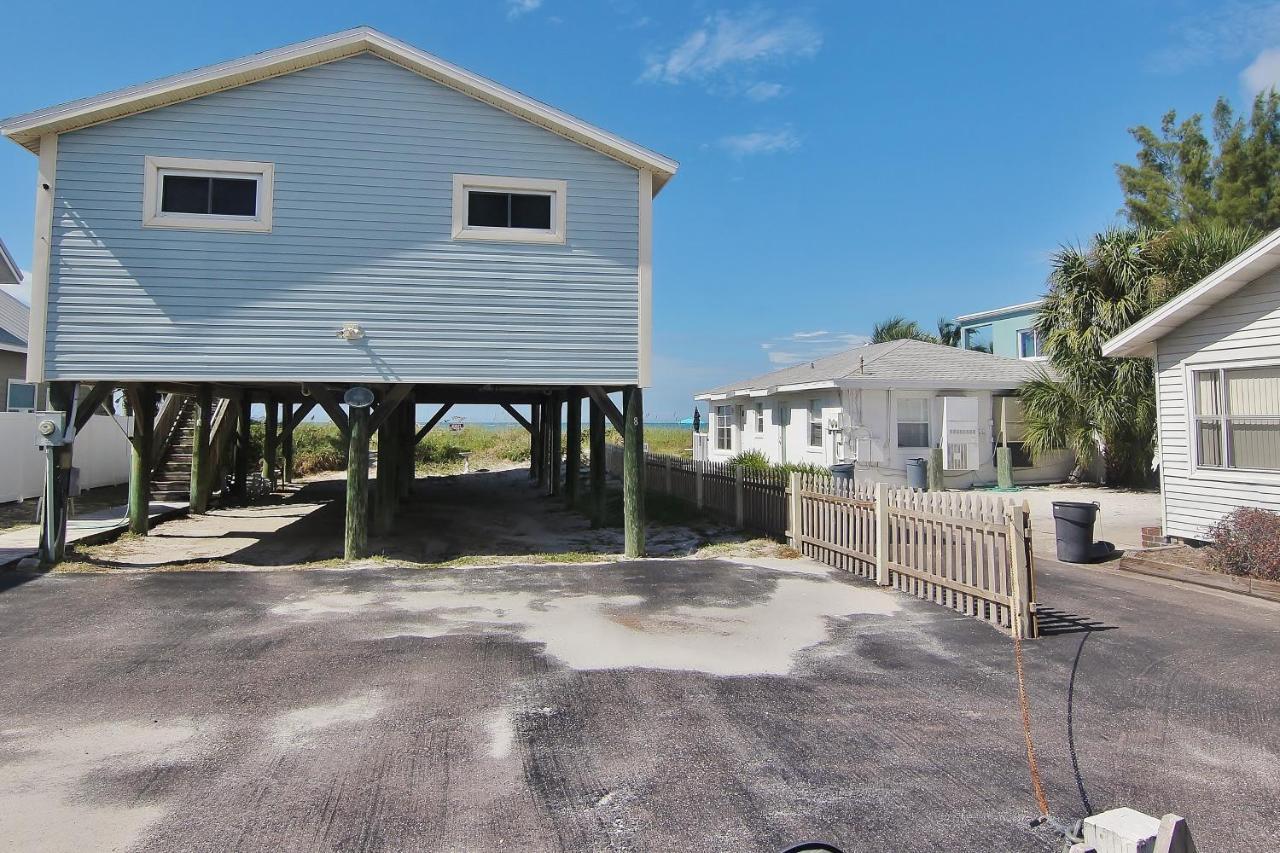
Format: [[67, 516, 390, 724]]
[[374, 406, 397, 535], [530, 402, 541, 480], [565, 390, 581, 507], [233, 396, 251, 500], [189, 386, 211, 513], [264, 399, 278, 491], [623, 386, 645, 557], [345, 403, 371, 559], [589, 400, 605, 528], [282, 402, 295, 484], [39, 381, 78, 563], [128, 385, 156, 535], [398, 402, 414, 498], [549, 394, 563, 497]]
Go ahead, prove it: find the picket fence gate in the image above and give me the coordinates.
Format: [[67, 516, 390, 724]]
[[604, 446, 1037, 639]]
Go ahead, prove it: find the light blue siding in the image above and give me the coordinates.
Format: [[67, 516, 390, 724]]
[[47, 53, 640, 384], [957, 306, 1040, 359]]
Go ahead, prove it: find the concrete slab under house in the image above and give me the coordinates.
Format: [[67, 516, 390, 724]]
[[0, 27, 677, 565]]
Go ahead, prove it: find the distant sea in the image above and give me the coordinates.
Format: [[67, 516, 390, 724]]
[[459, 421, 688, 429]]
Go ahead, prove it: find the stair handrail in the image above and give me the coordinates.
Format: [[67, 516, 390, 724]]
[[150, 393, 189, 469], [206, 398, 237, 477]]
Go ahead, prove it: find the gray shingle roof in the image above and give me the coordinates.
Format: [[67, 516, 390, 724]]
[[696, 339, 1047, 397]]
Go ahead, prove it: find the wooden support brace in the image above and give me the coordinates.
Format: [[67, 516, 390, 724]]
[[501, 403, 533, 433], [73, 382, 114, 433], [308, 385, 350, 436], [586, 386, 625, 433], [285, 400, 316, 432], [414, 404, 453, 445], [367, 383, 414, 434]]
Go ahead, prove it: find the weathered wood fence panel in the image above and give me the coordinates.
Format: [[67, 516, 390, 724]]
[[603, 447, 1037, 638]]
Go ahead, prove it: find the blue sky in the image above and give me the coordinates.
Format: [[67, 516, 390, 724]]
[[2, 0, 1278, 422]]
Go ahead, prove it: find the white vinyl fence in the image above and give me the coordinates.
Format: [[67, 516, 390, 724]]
[[0, 413, 134, 503]]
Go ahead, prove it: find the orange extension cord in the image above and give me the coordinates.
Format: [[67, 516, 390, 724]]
[[1014, 633, 1052, 818]]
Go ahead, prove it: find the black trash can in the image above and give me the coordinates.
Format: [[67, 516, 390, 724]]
[[905, 457, 928, 490], [1052, 501, 1099, 563], [830, 463, 854, 483]]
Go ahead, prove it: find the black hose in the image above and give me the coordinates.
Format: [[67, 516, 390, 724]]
[[1066, 631, 1095, 816]]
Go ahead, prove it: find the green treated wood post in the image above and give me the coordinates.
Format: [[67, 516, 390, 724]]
[[374, 406, 397, 535], [529, 402, 541, 480], [565, 390, 581, 507], [264, 399, 278, 491], [345, 403, 371, 559], [539, 399, 552, 491], [623, 386, 645, 557], [928, 447, 945, 492], [282, 402, 295, 484], [189, 386, 211, 513], [398, 402, 414, 499], [40, 381, 78, 563], [129, 386, 156, 535], [549, 394, 563, 497], [233, 396, 251, 501], [996, 446, 1014, 489], [589, 399, 606, 528]]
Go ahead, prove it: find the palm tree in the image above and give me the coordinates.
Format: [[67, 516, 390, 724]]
[[1023, 224, 1257, 485], [871, 315, 936, 344], [936, 317, 961, 347]]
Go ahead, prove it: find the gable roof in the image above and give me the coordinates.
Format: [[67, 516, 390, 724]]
[[0, 27, 678, 192], [0, 238, 19, 286], [0, 289, 28, 353], [695, 339, 1045, 399], [1103, 226, 1280, 358]]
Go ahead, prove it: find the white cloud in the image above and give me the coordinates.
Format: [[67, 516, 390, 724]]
[[1149, 1, 1280, 72], [1242, 46, 1280, 91], [744, 81, 787, 101], [641, 8, 821, 88], [506, 0, 542, 20], [718, 127, 801, 157], [761, 331, 870, 365]]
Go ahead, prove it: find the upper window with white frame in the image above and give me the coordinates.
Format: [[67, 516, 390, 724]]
[[143, 156, 274, 232], [452, 175, 567, 244], [1193, 365, 1280, 472], [754, 402, 765, 434], [808, 399, 823, 448], [897, 397, 931, 448], [1017, 328, 1044, 360]]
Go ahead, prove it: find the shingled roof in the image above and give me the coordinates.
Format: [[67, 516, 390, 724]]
[[695, 339, 1046, 398]]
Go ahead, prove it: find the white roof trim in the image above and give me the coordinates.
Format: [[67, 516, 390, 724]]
[[955, 299, 1044, 324], [1102, 226, 1280, 358], [0, 27, 678, 192], [0, 239, 19, 286], [694, 377, 1023, 399]]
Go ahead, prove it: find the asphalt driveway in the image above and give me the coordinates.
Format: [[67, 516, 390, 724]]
[[0, 555, 1276, 852]]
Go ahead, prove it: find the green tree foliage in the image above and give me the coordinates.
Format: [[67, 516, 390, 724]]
[[1118, 90, 1280, 231], [1023, 225, 1258, 485], [871, 315, 936, 344], [936, 317, 961, 347]]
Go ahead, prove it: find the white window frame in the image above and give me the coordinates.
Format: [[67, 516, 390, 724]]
[[6, 379, 38, 412], [451, 174, 567, 244], [1187, 358, 1280, 482], [1017, 328, 1045, 360], [896, 395, 932, 449], [808, 399, 823, 449], [754, 402, 765, 435], [715, 405, 734, 452], [142, 156, 274, 232]]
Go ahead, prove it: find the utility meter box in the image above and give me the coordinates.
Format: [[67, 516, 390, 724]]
[[1083, 807, 1161, 853], [33, 411, 66, 448]]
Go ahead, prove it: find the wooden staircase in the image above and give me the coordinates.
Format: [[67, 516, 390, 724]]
[[150, 395, 197, 503]]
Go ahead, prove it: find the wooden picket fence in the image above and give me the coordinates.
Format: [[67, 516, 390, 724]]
[[603, 445, 788, 538], [790, 473, 1037, 638], [603, 447, 1037, 638]]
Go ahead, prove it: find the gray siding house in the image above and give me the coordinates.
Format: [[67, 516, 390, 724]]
[[1104, 227, 1280, 541], [1, 28, 676, 561]]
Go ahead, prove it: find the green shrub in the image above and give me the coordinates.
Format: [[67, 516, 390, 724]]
[[777, 462, 831, 477], [728, 449, 772, 472], [415, 426, 531, 469]]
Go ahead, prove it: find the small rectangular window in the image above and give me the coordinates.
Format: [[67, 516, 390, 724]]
[[453, 175, 567, 244], [808, 399, 823, 448], [715, 405, 734, 451], [964, 325, 993, 354], [1018, 328, 1043, 359], [897, 397, 931, 448], [6, 380, 38, 412], [755, 402, 765, 434], [144, 156, 273, 232]]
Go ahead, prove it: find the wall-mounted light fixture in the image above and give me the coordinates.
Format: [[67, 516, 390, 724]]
[[337, 323, 365, 341]]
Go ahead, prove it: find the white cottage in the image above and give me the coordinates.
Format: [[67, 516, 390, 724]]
[[694, 339, 1073, 487], [1103, 228, 1280, 542]]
